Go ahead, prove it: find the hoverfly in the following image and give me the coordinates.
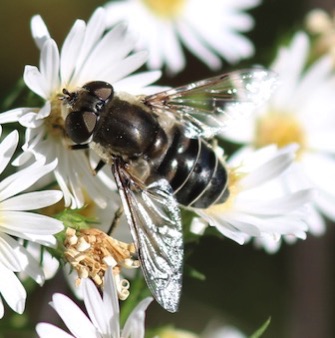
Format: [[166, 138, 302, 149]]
[[62, 69, 276, 312]]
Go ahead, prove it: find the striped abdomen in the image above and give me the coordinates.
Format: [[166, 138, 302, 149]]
[[150, 124, 229, 209]]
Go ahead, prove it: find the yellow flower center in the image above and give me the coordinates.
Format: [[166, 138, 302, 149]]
[[254, 112, 306, 157], [44, 95, 69, 142], [142, 0, 185, 18]]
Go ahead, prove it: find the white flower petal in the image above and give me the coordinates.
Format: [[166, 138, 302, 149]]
[[36, 323, 75, 338], [144, 21, 164, 70], [196, 210, 249, 244], [91, 51, 148, 85], [25, 234, 57, 247], [291, 55, 333, 109], [75, 7, 107, 73], [122, 297, 153, 338], [216, 214, 261, 236], [1, 190, 62, 211], [0, 265, 26, 315], [51, 293, 98, 338], [178, 20, 222, 71], [75, 23, 135, 84], [23, 65, 49, 99], [39, 39, 60, 96], [308, 130, 335, 153], [0, 160, 57, 202], [31, 15, 51, 50], [37, 101, 52, 119], [0, 130, 18, 175], [12, 151, 33, 166], [0, 234, 22, 271], [103, 268, 120, 335], [19, 112, 45, 128], [237, 189, 313, 215], [20, 242, 59, 281], [13, 242, 45, 285], [160, 22, 185, 74], [254, 235, 282, 254], [303, 205, 326, 236], [60, 20, 86, 86], [82, 279, 110, 336], [271, 32, 309, 107], [0, 107, 31, 124], [0, 297, 4, 319], [114, 70, 162, 92], [303, 152, 335, 195], [315, 190, 335, 220], [239, 146, 297, 189], [0, 211, 63, 236]]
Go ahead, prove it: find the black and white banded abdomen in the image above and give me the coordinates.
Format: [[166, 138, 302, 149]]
[[151, 124, 229, 209]]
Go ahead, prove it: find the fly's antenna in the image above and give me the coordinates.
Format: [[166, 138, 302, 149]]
[[60, 88, 77, 105]]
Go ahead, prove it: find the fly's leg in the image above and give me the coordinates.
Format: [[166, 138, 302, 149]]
[[107, 205, 124, 235]]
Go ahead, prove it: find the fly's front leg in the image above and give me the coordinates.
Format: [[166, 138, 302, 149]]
[[69, 144, 90, 150]]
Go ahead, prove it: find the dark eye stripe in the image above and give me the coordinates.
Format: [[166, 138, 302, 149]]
[[83, 111, 98, 133], [93, 87, 113, 101], [83, 81, 114, 101]]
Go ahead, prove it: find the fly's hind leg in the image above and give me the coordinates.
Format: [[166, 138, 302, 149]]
[[107, 205, 124, 235]]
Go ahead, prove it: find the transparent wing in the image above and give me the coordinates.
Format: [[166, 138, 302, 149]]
[[144, 69, 277, 138], [112, 159, 183, 313]]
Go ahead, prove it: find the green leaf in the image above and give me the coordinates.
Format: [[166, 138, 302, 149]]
[[250, 317, 271, 338], [55, 207, 98, 229]]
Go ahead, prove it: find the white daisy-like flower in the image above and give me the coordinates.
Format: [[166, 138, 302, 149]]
[[221, 31, 335, 242], [0, 127, 63, 317], [104, 0, 261, 74], [191, 144, 312, 245], [0, 7, 162, 209], [36, 267, 153, 338]]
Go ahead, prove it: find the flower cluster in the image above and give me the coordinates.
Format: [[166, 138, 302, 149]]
[[221, 30, 335, 251], [0, 1, 335, 337], [104, 0, 261, 74], [0, 127, 63, 318]]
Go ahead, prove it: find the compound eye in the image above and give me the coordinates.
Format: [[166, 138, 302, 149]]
[[65, 111, 98, 144], [83, 81, 114, 102]]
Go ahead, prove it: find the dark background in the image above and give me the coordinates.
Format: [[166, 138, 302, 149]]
[[0, 1, 334, 337]]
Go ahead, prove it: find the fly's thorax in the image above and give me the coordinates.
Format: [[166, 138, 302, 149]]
[[90, 93, 171, 162]]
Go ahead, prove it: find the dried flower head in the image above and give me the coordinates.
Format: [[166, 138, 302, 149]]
[[64, 228, 139, 300]]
